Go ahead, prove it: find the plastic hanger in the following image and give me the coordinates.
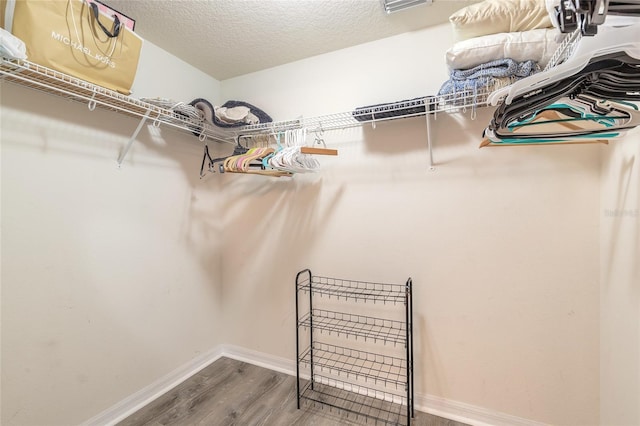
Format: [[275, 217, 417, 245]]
[[269, 128, 321, 174], [488, 23, 640, 106], [490, 59, 640, 132], [483, 90, 640, 145], [261, 132, 282, 169], [205, 135, 251, 174], [224, 147, 272, 173]]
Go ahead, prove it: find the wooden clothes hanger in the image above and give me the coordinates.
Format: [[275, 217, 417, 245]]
[[299, 127, 338, 156], [300, 146, 338, 155], [207, 127, 338, 176], [480, 137, 610, 147]]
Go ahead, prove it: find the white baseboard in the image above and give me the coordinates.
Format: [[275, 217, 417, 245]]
[[219, 343, 297, 377], [81, 345, 225, 426], [82, 344, 546, 426], [223, 345, 547, 426], [416, 394, 548, 426]]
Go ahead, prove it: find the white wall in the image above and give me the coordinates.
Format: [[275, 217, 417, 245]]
[[221, 26, 443, 120], [219, 25, 601, 425], [0, 22, 608, 426], [0, 42, 224, 425], [600, 129, 640, 426], [131, 39, 221, 104]]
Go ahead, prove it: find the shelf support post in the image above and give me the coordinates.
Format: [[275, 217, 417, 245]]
[[425, 98, 435, 171], [117, 109, 152, 168], [308, 270, 315, 391]]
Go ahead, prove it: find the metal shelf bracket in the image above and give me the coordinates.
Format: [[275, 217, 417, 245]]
[[87, 87, 97, 111], [116, 109, 152, 168]]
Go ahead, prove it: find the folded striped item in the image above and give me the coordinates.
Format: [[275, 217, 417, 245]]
[[352, 97, 431, 122]]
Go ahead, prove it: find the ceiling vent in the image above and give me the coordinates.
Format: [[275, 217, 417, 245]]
[[382, 0, 432, 14]]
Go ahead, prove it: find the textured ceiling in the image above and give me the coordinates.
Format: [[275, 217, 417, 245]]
[[106, 0, 477, 80]]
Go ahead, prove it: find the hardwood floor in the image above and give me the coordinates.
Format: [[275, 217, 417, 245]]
[[118, 357, 468, 426]]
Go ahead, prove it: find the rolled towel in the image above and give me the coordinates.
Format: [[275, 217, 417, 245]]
[[190, 98, 215, 123]]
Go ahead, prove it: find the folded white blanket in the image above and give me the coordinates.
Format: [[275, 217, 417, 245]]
[[216, 105, 249, 123], [446, 28, 561, 70], [214, 105, 259, 125]]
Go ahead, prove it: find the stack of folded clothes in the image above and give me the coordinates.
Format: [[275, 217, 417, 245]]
[[140, 97, 273, 136], [189, 99, 273, 128], [438, 0, 562, 103]]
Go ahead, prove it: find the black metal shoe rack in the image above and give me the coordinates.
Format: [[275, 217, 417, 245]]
[[295, 269, 414, 425]]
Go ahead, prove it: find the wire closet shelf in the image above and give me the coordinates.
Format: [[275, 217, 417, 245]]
[[231, 30, 580, 138], [0, 58, 231, 144], [299, 376, 411, 426], [296, 274, 409, 304], [1, 30, 581, 146], [298, 341, 408, 389], [0, 55, 523, 151], [229, 87, 498, 137]]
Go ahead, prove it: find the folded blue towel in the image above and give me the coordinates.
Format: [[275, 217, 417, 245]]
[[438, 59, 539, 96]]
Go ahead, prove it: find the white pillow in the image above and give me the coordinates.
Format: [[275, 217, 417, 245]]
[[446, 28, 561, 70], [450, 0, 552, 41]]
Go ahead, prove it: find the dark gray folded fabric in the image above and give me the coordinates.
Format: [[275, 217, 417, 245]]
[[352, 97, 429, 122], [188, 98, 273, 129]]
